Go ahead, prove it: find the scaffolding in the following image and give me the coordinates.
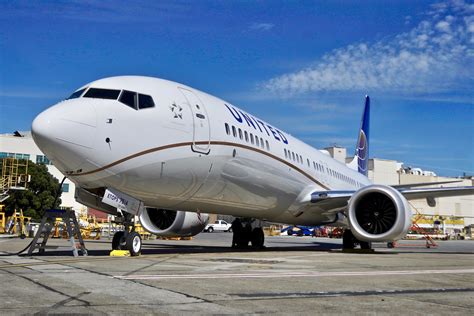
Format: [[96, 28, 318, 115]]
[[1, 158, 30, 202], [388, 202, 438, 249]]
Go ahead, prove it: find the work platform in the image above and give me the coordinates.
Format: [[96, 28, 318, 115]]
[[27, 209, 88, 257]]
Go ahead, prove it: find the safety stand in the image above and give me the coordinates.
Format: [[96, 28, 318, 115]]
[[27, 209, 88, 257]]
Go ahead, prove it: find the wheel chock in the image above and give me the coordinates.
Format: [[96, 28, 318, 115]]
[[110, 250, 131, 257], [342, 248, 375, 253]]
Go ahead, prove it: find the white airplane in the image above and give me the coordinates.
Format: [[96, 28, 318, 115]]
[[31, 76, 473, 255]]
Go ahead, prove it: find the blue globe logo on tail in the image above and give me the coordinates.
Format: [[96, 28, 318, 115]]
[[357, 130, 368, 175]]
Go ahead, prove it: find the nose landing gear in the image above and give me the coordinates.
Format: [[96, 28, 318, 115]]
[[111, 213, 142, 256]]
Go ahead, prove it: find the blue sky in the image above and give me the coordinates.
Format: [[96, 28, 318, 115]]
[[0, 0, 473, 177]]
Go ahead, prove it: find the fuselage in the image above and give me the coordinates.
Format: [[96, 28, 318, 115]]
[[32, 76, 371, 225]]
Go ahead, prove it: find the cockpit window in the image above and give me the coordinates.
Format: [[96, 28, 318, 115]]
[[67, 88, 87, 100], [83, 88, 121, 100], [119, 90, 137, 109], [138, 94, 155, 109], [67, 86, 155, 110]]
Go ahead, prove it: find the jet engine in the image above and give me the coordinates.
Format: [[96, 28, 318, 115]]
[[139, 208, 209, 237], [347, 185, 412, 242]]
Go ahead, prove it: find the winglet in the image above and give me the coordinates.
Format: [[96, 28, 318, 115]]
[[347, 96, 370, 176]]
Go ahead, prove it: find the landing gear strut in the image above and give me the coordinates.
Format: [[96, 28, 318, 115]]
[[231, 218, 265, 249], [342, 229, 372, 250], [111, 213, 142, 256]]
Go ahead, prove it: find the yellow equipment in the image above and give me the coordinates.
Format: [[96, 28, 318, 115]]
[[134, 223, 151, 240], [264, 225, 282, 236], [78, 212, 102, 240], [3, 209, 31, 237], [110, 250, 131, 257], [0, 205, 5, 233]]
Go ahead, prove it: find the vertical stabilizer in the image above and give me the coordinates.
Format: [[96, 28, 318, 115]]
[[347, 96, 370, 176]]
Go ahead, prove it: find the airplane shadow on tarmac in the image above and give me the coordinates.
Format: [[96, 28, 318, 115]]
[[15, 237, 473, 257], [16, 239, 351, 257]]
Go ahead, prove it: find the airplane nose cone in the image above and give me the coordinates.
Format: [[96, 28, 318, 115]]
[[32, 100, 97, 171]]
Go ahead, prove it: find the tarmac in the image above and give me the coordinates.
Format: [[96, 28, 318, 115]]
[[0, 233, 473, 315]]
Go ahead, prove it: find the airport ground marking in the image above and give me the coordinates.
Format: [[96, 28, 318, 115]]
[[115, 268, 474, 280]]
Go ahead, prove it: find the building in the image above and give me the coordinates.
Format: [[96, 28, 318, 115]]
[[0, 131, 84, 212]]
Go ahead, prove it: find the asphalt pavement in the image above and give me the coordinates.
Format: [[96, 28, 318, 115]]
[[0, 233, 473, 315]]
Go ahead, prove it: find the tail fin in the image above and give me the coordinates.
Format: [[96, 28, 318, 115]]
[[347, 96, 370, 176]]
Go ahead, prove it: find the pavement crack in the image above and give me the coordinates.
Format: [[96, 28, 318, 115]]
[[51, 291, 92, 308], [122, 254, 179, 276], [2, 268, 91, 308], [39, 258, 216, 305]]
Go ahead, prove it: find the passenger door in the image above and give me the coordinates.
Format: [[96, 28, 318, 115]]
[[178, 87, 210, 154]]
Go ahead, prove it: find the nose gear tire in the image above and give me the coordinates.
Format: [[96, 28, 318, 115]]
[[112, 231, 126, 250], [126, 232, 142, 256]]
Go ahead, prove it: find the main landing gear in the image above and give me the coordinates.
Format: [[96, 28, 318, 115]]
[[231, 218, 265, 249], [111, 213, 142, 256], [342, 229, 372, 250]]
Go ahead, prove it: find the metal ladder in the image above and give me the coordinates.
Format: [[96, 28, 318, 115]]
[[28, 209, 88, 257]]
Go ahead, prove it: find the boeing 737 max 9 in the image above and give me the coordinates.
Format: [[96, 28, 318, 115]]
[[31, 76, 473, 255]]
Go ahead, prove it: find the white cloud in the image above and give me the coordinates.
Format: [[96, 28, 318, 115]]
[[249, 23, 274, 31], [262, 0, 474, 96], [435, 20, 451, 32]]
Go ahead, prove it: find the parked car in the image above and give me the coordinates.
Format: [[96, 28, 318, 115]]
[[282, 226, 315, 236], [204, 220, 232, 233]]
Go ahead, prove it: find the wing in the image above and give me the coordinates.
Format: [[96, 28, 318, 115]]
[[305, 185, 474, 214], [391, 180, 462, 189], [397, 186, 474, 200]]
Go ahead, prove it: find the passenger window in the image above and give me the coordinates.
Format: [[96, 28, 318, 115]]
[[260, 138, 264, 149], [284, 149, 287, 158], [238, 128, 243, 140], [119, 90, 137, 109], [265, 140, 270, 151], [225, 123, 230, 135], [67, 88, 87, 100], [255, 137, 260, 147], [292, 152, 295, 161], [232, 126, 237, 137], [250, 133, 254, 144], [84, 88, 121, 100], [138, 94, 155, 109], [244, 131, 249, 142]]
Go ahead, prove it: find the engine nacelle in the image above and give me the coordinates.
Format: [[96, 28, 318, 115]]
[[347, 185, 412, 242], [139, 208, 209, 237]]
